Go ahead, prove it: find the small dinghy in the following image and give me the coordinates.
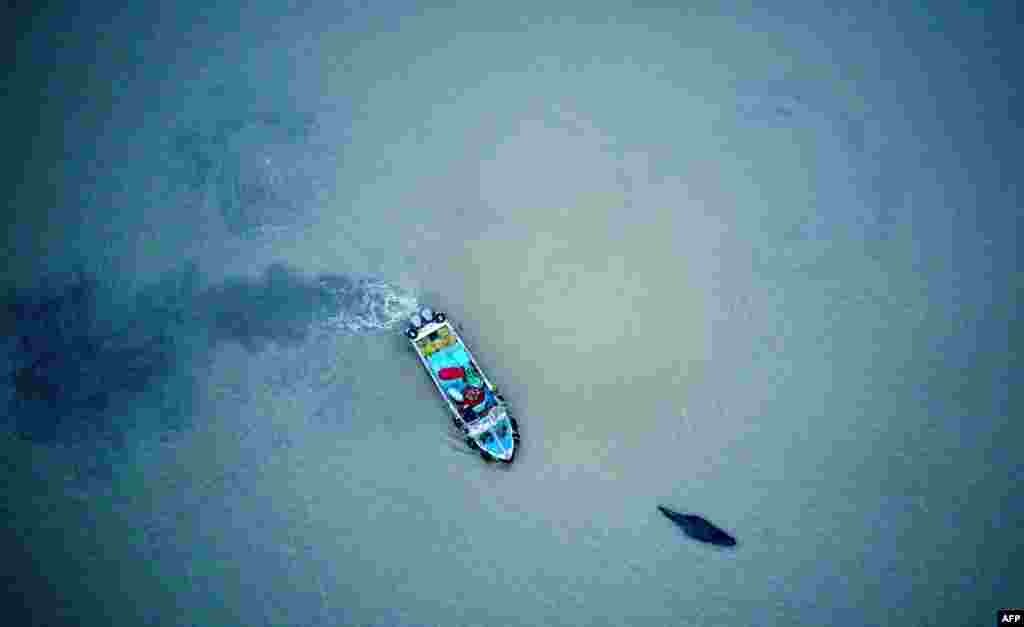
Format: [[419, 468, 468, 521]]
[[405, 307, 520, 463]]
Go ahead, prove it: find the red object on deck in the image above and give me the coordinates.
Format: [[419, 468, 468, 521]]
[[462, 386, 485, 407], [438, 366, 466, 381]]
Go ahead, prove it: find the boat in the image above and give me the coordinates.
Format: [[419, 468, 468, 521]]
[[405, 307, 519, 463]]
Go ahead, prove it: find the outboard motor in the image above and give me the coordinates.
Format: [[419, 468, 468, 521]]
[[404, 306, 445, 338], [405, 312, 423, 339]]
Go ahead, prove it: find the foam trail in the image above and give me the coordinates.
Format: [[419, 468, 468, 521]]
[[315, 276, 419, 335]]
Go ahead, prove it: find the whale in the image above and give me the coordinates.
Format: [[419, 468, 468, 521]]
[[657, 506, 737, 547]]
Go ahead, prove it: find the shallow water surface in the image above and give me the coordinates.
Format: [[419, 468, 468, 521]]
[[4, 2, 1019, 626]]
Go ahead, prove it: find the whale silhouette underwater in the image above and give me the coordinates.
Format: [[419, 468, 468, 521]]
[[657, 506, 738, 548]]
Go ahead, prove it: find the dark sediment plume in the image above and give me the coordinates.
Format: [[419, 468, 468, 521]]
[[3, 262, 415, 447]]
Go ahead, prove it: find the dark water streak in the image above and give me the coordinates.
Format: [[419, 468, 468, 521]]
[[3, 262, 412, 447]]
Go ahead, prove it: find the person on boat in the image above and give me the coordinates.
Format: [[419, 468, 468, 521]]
[[446, 386, 476, 418], [461, 385, 485, 410]]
